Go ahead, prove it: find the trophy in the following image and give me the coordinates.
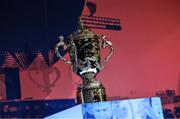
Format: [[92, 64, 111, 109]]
[[55, 18, 114, 103]]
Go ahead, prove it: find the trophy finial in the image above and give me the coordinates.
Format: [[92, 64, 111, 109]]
[[78, 17, 84, 30]]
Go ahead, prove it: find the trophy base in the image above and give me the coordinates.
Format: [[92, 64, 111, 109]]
[[76, 80, 106, 103]]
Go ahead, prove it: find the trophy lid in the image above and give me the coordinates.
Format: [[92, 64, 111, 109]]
[[68, 18, 98, 40]]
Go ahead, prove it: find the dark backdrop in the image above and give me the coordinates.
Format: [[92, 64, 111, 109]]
[[0, 0, 84, 52]]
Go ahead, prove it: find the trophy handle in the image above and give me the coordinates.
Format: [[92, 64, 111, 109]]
[[55, 36, 71, 64], [101, 35, 114, 66]]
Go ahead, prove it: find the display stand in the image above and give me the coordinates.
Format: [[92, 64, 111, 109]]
[[45, 97, 164, 119]]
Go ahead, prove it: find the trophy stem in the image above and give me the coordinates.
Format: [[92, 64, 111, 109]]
[[76, 72, 107, 104]]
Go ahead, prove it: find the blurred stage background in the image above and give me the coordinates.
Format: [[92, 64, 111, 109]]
[[0, 0, 180, 118]]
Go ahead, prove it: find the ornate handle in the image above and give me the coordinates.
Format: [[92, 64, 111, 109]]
[[55, 36, 71, 64], [101, 35, 114, 66]]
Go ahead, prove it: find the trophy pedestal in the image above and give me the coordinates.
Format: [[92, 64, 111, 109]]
[[44, 97, 164, 119], [76, 80, 106, 103]]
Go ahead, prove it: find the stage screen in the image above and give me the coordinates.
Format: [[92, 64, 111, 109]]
[[82, 97, 163, 119], [45, 97, 164, 119]]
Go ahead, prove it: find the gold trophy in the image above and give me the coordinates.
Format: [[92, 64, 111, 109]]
[[55, 18, 113, 103]]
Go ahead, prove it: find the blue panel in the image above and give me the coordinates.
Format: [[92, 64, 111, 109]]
[[4, 68, 21, 100], [0, 99, 76, 118]]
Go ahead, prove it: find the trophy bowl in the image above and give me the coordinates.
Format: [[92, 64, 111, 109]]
[[55, 18, 114, 103]]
